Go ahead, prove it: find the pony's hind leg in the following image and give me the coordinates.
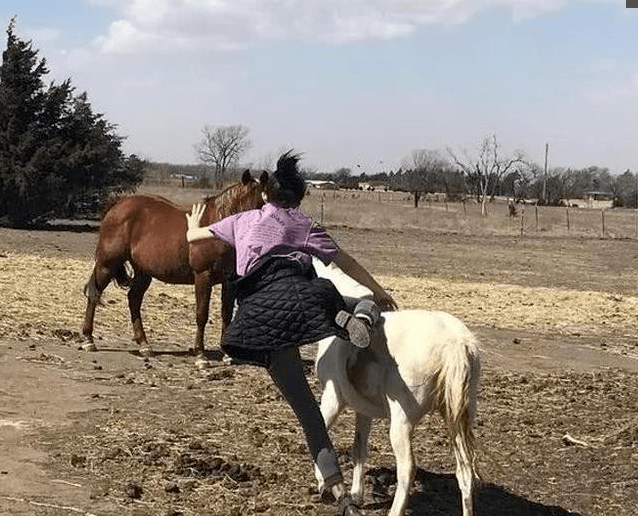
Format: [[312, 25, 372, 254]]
[[351, 413, 372, 506], [82, 264, 114, 350], [127, 271, 152, 354], [387, 401, 416, 516], [452, 431, 475, 516]]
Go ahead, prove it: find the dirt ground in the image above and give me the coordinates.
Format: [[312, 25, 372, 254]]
[[1, 224, 638, 516]]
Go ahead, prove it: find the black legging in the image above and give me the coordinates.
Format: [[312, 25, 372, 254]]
[[267, 346, 342, 490]]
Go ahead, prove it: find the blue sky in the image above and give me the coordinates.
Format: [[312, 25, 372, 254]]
[[1, 1, 637, 174]]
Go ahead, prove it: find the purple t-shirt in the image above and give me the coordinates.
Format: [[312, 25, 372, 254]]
[[207, 203, 340, 276]]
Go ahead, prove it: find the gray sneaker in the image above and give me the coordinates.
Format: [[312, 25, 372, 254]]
[[335, 310, 370, 348]]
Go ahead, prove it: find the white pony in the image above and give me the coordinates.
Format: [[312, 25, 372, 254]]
[[313, 259, 481, 516]]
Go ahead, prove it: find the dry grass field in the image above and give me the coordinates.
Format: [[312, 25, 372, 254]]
[[1, 182, 638, 516]]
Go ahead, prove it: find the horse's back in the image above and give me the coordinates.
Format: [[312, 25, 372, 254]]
[[103, 195, 183, 222]]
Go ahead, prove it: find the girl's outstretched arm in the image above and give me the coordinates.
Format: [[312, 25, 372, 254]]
[[332, 250, 398, 311]]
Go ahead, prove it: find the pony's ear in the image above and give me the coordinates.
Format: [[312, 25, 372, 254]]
[[259, 171, 269, 187], [241, 169, 252, 185]]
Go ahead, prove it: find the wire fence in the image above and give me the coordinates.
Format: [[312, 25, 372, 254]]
[[301, 189, 638, 240]]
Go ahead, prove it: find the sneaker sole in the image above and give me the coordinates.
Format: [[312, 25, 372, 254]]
[[335, 310, 370, 348]]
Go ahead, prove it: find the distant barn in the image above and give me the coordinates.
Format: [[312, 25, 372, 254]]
[[305, 179, 338, 190]]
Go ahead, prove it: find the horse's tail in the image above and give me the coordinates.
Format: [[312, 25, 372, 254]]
[[112, 262, 133, 289], [83, 268, 104, 306], [438, 327, 481, 479], [83, 262, 133, 303]]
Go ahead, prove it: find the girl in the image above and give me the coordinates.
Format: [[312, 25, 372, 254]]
[[186, 151, 397, 515]]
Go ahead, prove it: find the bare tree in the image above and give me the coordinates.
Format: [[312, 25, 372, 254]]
[[195, 124, 252, 188], [448, 134, 526, 216], [390, 149, 453, 207], [502, 162, 538, 202], [407, 149, 451, 207], [255, 152, 276, 173]]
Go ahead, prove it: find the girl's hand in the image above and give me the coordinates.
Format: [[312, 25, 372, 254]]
[[186, 203, 205, 229]]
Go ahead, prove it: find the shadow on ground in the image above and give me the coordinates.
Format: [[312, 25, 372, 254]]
[[366, 467, 583, 516]]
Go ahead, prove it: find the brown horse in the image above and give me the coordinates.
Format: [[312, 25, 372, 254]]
[[82, 170, 268, 358]]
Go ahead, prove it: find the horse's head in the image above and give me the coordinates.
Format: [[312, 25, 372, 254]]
[[205, 169, 269, 221], [239, 169, 269, 211]]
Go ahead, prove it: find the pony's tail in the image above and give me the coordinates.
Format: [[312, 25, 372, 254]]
[[439, 334, 481, 479]]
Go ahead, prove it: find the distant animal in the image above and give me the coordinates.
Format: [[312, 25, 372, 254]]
[[508, 199, 518, 218], [313, 259, 480, 516], [82, 170, 268, 358]]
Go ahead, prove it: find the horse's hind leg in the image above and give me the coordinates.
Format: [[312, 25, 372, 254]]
[[82, 264, 113, 349], [193, 271, 213, 360], [127, 271, 152, 354]]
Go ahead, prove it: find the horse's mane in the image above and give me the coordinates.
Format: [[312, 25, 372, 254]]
[[204, 180, 256, 220], [202, 180, 244, 203]]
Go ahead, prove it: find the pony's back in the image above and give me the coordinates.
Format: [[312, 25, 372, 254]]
[[382, 310, 479, 387], [312, 258, 372, 299]]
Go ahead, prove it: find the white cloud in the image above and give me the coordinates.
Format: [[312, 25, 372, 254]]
[[92, 0, 608, 55]]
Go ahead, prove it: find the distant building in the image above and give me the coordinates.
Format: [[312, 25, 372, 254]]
[[561, 191, 614, 209], [584, 191, 614, 209], [306, 180, 338, 190]]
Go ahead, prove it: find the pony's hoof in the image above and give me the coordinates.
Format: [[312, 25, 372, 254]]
[[80, 342, 97, 352], [195, 357, 211, 370], [139, 347, 154, 357]]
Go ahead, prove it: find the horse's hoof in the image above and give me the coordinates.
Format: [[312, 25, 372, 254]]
[[80, 342, 97, 352], [139, 347, 154, 357], [195, 357, 211, 370]]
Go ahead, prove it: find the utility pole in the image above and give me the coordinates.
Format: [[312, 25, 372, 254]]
[[542, 143, 548, 204]]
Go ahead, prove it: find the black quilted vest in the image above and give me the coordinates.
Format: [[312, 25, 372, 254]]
[[221, 257, 348, 367]]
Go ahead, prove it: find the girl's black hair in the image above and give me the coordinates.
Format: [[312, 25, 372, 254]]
[[267, 150, 306, 207]]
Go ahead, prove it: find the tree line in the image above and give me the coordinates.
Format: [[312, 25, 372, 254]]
[[307, 135, 636, 212]]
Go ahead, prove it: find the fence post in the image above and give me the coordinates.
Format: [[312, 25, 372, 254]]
[[535, 205, 539, 231], [601, 208, 605, 238], [520, 205, 525, 236], [566, 207, 570, 231], [321, 193, 325, 225]]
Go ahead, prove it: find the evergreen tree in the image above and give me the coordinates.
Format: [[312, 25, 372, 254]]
[[0, 17, 143, 227]]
